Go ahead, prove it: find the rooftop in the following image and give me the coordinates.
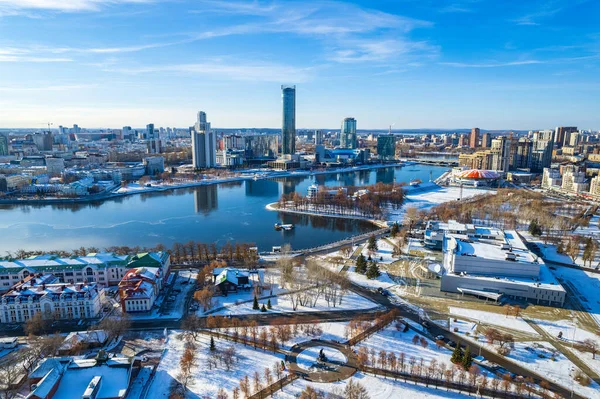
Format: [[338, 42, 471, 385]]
[[451, 230, 537, 265]]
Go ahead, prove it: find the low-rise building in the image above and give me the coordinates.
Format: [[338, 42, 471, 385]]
[[439, 224, 566, 306], [27, 355, 133, 399], [0, 274, 105, 323], [118, 267, 163, 313], [0, 252, 170, 293]]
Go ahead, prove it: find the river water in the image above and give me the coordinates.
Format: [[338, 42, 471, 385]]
[[0, 165, 447, 253]]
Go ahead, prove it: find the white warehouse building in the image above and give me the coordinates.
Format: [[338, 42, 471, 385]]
[[439, 225, 566, 307]]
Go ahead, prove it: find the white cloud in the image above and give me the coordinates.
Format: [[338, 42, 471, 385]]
[[0, 0, 155, 12], [330, 38, 439, 63], [440, 60, 543, 68], [106, 61, 314, 83]]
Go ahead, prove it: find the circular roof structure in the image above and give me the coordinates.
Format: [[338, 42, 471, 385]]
[[457, 169, 499, 180]]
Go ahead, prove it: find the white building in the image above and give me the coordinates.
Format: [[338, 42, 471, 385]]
[[0, 274, 105, 323], [561, 165, 588, 193], [541, 168, 561, 189], [118, 267, 163, 313], [438, 223, 566, 306], [191, 111, 216, 168], [590, 175, 600, 197]]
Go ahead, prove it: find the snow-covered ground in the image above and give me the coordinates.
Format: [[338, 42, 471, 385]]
[[356, 324, 455, 370], [360, 239, 396, 264], [146, 331, 286, 399], [251, 322, 351, 350], [553, 265, 600, 326], [448, 307, 539, 335], [275, 373, 474, 399], [211, 289, 379, 316], [534, 318, 600, 345], [296, 346, 347, 371]]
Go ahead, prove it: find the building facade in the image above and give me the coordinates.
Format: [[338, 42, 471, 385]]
[[0, 274, 104, 323], [340, 117, 357, 149], [469, 128, 480, 148], [118, 267, 163, 313], [377, 134, 396, 160], [191, 111, 216, 168], [281, 85, 296, 156]]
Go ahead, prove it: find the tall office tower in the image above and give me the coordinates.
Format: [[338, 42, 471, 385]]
[[491, 136, 510, 172], [469, 127, 480, 148], [191, 111, 216, 169], [554, 126, 576, 148], [314, 130, 323, 146], [281, 85, 296, 156], [481, 132, 491, 148], [531, 130, 554, 172], [145, 123, 161, 154], [0, 135, 8, 156], [340, 117, 357, 149], [377, 134, 396, 160]]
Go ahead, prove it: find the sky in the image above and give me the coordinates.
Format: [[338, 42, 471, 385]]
[[0, 0, 598, 130]]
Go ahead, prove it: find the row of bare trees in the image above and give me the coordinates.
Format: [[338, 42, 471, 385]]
[[171, 241, 259, 266]]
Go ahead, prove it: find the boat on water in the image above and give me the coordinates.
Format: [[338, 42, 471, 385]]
[[274, 223, 294, 230]]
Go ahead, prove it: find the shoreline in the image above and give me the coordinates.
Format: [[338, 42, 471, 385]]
[[265, 202, 389, 228], [0, 162, 407, 205]]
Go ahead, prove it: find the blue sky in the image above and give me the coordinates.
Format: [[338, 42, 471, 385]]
[[0, 0, 598, 130]]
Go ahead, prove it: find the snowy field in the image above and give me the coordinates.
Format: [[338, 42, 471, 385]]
[[553, 265, 600, 326], [360, 239, 396, 264], [275, 373, 474, 399], [212, 289, 379, 316], [146, 331, 286, 399], [251, 322, 351, 350], [534, 318, 600, 345], [448, 307, 539, 335], [296, 346, 347, 371]]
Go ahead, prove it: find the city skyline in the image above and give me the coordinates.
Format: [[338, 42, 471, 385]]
[[0, 0, 598, 129]]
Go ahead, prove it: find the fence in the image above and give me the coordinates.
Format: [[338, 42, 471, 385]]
[[248, 374, 299, 399], [346, 315, 399, 346]]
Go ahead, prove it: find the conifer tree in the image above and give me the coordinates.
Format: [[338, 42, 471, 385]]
[[252, 295, 259, 310], [366, 261, 381, 279]]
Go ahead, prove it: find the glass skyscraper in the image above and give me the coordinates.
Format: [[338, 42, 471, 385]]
[[377, 134, 396, 160], [281, 85, 296, 156], [340, 117, 357, 149]]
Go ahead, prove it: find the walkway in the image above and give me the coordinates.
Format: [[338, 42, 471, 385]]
[[286, 340, 359, 383]]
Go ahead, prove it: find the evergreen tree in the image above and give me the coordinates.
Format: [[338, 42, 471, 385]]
[[462, 346, 473, 370], [366, 261, 381, 279], [355, 253, 367, 274], [261, 304, 267, 312], [210, 336, 216, 351], [267, 299, 272, 309], [390, 223, 399, 238], [367, 235, 378, 252], [450, 343, 463, 365], [252, 295, 259, 310], [528, 219, 542, 236]]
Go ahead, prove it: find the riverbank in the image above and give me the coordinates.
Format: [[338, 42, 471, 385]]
[[265, 202, 389, 228], [0, 162, 405, 205]]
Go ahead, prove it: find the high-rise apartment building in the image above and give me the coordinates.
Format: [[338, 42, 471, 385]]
[[554, 126, 576, 148], [457, 134, 468, 147], [281, 85, 296, 156], [340, 117, 357, 149], [531, 130, 554, 172], [469, 128, 480, 148], [146, 123, 161, 154], [481, 132, 492, 148], [511, 138, 533, 170], [491, 137, 510, 172], [0, 135, 8, 156], [191, 111, 216, 168], [314, 130, 323, 146]]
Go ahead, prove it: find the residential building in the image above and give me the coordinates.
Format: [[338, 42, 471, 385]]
[[27, 355, 133, 399], [377, 134, 396, 160], [281, 85, 296, 156], [481, 132, 491, 148], [469, 127, 479, 148], [216, 149, 245, 167], [31, 132, 53, 152], [143, 156, 164, 175], [0, 135, 9, 156], [590, 175, 600, 196], [0, 252, 171, 292], [314, 130, 323, 146], [561, 165, 588, 193], [491, 136, 510, 172], [541, 168, 562, 189], [511, 138, 532, 170], [458, 151, 493, 170], [554, 126, 577, 148], [340, 117, 357, 149], [531, 130, 554, 172], [118, 267, 163, 313], [58, 330, 108, 355], [244, 134, 279, 161], [0, 274, 104, 323], [457, 134, 468, 147], [212, 268, 262, 295], [191, 111, 217, 168], [145, 124, 161, 154]]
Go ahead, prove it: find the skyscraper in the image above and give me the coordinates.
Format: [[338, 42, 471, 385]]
[[314, 130, 323, 146], [0, 135, 8, 156], [531, 130, 554, 172], [554, 126, 576, 148], [340, 117, 357, 149], [146, 123, 161, 154], [469, 128, 480, 148], [191, 111, 216, 169], [491, 137, 510, 172], [281, 85, 296, 156], [377, 134, 396, 160], [481, 132, 492, 148]]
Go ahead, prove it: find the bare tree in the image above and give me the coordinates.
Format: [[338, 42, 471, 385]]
[[344, 378, 370, 399]]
